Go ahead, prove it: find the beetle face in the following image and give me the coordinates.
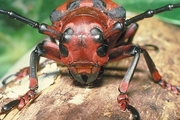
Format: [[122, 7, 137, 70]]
[[59, 15, 108, 84]]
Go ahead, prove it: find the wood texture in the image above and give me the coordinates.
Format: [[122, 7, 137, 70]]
[[0, 18, 180, 120]]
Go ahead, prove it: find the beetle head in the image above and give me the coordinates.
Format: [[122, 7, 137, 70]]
[[58, 15, 109, 84]]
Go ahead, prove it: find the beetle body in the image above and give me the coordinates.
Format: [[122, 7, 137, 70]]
[[49, 0, 126, 84], [0, 0, 180, 119]]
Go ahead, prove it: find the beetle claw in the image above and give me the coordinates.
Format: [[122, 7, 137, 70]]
[[18, 90, 36, 110], [1, 90, 36, 114], [1, 74, 16, 85], [1, 99, 20, 114], [117, 94, 129, 111], [1, 67, 30, 86], [117, 94, 140, 120], [127, 105, 140, 120]]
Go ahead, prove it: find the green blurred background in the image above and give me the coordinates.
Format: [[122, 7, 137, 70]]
[[0, 0, 180, 79]]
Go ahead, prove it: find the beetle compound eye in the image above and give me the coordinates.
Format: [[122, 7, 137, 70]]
[[91, 27, 108, 57], [61, 28, 74, 43], [59, 44, 68, 57], [64, 28, 74, 39], [90, 28, 103, 43], [97, 44, 108, 57]]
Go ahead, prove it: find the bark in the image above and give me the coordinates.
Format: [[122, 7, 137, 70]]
[[0, 18, 180, 120]]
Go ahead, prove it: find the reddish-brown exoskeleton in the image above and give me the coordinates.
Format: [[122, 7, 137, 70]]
[[0, 0, 180, 119]]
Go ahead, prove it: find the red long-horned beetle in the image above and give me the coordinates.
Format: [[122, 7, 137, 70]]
[[0, 0, 180, 119]]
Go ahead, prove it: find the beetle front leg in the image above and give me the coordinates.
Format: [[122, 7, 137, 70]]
[[1, 48, 40, 113], [112, 45, 141, 120], [28, 40, 61, 89], [117, 51, 140, 110], [109, 45, 180, 119], [109, 45, 141, 119], [13, 48, 42, 110], [1, 40, 61, 113], [2, 37, 58, 86]]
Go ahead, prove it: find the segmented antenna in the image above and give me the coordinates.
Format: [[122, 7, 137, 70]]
[[0, 9, 40, 28], [124, 3, 180, 26]]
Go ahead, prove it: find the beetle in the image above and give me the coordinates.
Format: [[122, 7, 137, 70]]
[[0, 0, 180, 119]]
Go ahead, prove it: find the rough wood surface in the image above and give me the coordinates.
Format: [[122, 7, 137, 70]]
[[0, 18, 180, 120]]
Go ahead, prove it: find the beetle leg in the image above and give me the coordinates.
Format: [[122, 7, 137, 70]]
[[116, 23, 139, 46], [110, 45, 180, 94], [1, 59, 54, 85], [1, 38, 55, 85], [23, 40, 61, 98], [142, 49, 180, 94], [111, 45, 141, 119], [110, 45, 180, 119], [115, 45, 140, 112], [1, 74, 17, 85], [1, 37, 57, 85], [1, 40, 61, 113], [29, 39, 59, 88], [1, 100, 20, 114]]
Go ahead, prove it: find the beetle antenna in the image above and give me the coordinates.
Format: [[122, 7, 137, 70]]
[[0, 9, 60, 38], [124, 3, 180, 26], [0, 9, 40, 28]]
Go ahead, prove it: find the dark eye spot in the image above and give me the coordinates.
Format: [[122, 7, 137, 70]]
[[90, 28, 103, 43], [60, 28, 74, 43], [67, 0, 80, 10], [92, 0, 106, 10], [97, 44, 108, 57], [107, 6, 126, 19], [59, 44, 68, 57], [50, 10, 64, 22]]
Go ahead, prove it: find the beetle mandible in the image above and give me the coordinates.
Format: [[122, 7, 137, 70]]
[[0, 0, 180, 119]]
